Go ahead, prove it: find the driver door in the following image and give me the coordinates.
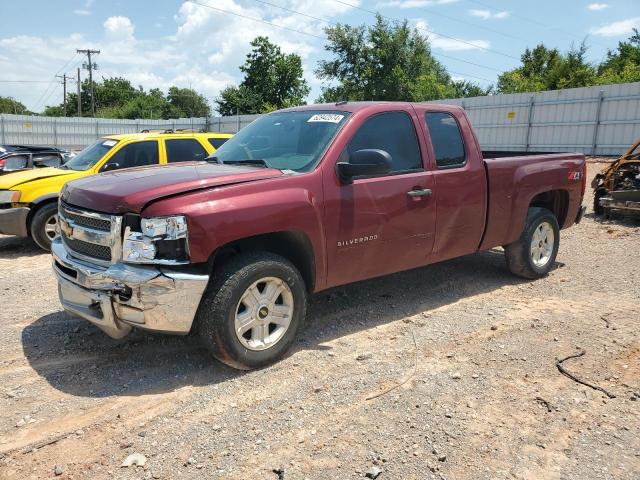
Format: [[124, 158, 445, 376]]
[[323, 109, 437, 287]]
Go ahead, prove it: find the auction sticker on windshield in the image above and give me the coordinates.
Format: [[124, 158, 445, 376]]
[[307, 114, 345, 123], [103, 140, 118, 147]]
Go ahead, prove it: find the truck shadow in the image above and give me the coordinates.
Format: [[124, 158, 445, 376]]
[[0, 235, 45, 259], [22, 249, 533, 398]]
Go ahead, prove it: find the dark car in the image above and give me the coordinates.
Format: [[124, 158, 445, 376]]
[[0, 144, 70, 173]]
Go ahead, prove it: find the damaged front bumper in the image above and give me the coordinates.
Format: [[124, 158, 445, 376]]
[[51, 236, 209, 339]]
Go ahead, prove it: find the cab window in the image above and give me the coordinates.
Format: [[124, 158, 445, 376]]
[[347, 112, 422, 173], [425, 112, 466, 168], [101, 141, 159, 171], [208, 137, 229, 150], [165, 139, 208, 163]]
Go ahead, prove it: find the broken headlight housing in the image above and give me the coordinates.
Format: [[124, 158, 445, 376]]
[[122, 215, 189, 264]]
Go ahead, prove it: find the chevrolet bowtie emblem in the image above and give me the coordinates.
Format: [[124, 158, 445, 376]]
[[60, 219, 74, 238]]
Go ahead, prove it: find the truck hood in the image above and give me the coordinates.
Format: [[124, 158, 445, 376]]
[[0, 167, 78, 190], [61, 162, 284, 213]]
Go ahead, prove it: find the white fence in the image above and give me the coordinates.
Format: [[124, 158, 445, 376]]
[[2, 82, 639, 155], [430, 82, 640, 156]]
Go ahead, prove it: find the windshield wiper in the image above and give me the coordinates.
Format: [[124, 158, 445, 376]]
[[219, 159, 269, 168]]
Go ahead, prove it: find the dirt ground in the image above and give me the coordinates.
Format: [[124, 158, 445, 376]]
[[0, 162, 638, 480]]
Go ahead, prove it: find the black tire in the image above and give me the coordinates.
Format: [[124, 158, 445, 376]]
[[504, 207, 560, 279], [195, 252, 307, 370], [30, 202, 59, 252]]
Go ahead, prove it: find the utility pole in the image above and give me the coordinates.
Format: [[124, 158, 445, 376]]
[[55, 74, 68, 116], [76, 67, 82, 117], [77, 48, 100, 117]]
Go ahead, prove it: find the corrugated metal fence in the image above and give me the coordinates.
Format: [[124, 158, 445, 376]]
[[429, 82, 640, 156], [0, 114, 261, 151], [1, 82, 638, 155]]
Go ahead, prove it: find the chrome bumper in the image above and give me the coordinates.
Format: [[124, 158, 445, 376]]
[[0, 207, 29, 237], [51, 236, 209, 339]]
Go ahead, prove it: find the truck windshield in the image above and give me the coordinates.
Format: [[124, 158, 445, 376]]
[[212, 111, 350, 172], [63, 139, 119, 171]]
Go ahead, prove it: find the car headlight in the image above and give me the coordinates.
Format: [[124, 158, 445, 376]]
[[123, 215, 189, 264], [0, 190, 21, 204]]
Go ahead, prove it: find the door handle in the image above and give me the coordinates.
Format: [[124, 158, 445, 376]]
[[407, 188, 432, 198]]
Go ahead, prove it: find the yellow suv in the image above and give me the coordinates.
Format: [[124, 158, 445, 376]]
[[0, 131, 232, 251]]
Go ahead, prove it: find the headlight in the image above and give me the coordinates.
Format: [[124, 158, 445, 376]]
[[123, 215, 189, 264], [0, 190, 21, 204]]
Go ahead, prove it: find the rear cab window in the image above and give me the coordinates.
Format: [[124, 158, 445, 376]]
[[208, 137, 229, 150], [425, 112, 466, 168]]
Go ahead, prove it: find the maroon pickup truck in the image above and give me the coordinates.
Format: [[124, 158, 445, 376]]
[[52, 102, 586, 369]]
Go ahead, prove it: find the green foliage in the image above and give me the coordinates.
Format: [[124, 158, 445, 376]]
[[315, 15, 488, 102], [42, 77, 210, 119], [496, 32, 640, 94], [596, 28, 640, 84], [215, 36, 310, 115], [0, 96, 29, 114]]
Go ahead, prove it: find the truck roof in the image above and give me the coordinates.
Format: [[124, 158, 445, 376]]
[[282, 101, 465, 114], [103, 132, 233, 141]]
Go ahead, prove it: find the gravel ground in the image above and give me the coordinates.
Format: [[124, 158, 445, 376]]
[[0, 162, 638, 480]]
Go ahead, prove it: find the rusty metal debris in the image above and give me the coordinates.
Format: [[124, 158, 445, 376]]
[[593, 138, 640, 217]]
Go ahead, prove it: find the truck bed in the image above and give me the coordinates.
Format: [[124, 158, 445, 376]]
[[479, 151, 586, 251]]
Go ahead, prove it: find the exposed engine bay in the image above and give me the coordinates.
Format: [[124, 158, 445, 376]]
[[592, 139, 640, 216]]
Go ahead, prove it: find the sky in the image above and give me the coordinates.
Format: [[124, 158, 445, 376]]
[[0, 0, 638, 114]]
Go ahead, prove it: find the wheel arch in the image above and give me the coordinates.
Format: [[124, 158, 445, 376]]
[[26, 194, 59, 235], [528, 189, 569, 228], [208, 230, 316, 292]]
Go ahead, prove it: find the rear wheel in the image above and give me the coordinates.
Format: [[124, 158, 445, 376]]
[[30, 202, 58, 252], [196, 252, 307, 370], [504, 207, 560, 279]]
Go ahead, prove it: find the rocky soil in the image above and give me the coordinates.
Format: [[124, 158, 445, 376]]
[[0, 162, 638, 480]]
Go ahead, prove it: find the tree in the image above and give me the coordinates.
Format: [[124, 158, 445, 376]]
[[596, 28, 640, 84], [39, 77, 211, 119], [315, 15, 485, 102], [165, 87, 210, 118], [0, 96, 28, 114], [497, 43, 597, 93], [215, 36, 310, 115]]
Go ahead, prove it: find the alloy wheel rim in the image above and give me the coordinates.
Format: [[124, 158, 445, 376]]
[[234, 277, 294, 351], [530, 221, 554, 268], [45, 214, 58, 240]]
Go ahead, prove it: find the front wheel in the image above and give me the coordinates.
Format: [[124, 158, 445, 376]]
[[30, 202, 59, 252], [196, 252, 307, 370], [504, 207, 560, 279]]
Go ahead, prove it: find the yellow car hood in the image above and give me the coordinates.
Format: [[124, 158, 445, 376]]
[[0, 168, 79, 190]]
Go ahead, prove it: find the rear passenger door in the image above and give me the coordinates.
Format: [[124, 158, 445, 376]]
[[165, 138, 209, 163], [419, 108, 487, 262]]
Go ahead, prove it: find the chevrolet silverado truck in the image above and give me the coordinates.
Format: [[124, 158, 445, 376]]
[[52, 102, 586, 370], [0, 131, 232, 251]]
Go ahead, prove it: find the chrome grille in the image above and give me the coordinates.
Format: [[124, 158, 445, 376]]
[[60, 206, 111, 231], [62, 237, 111, 261], [58, 203, 122, 264]]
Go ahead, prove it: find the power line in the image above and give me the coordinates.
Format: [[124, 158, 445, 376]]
[[464, 0, 608, 49], [187, 0, 325, 40], [0, 79, 59, 83], [249, 0, 333, 25], [330, 0, 520, 60], [247, 0, 505, 76], [32, 52, 79, 112]]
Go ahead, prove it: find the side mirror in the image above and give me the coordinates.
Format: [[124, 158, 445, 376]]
[[336, 149, 392, 184], [101, 162, 120, 172]]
